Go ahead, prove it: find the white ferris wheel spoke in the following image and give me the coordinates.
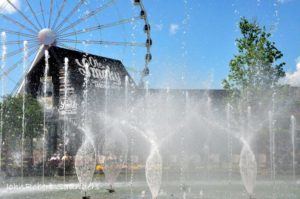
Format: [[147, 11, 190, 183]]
[[0, 13, 37, 34], [0, 44, 39, 61], [0, 0, 153, 90], [40, 0, 47, 28], [0, 28, 36, 38], [57, 0, 116, 34], [58, 16, 140, 39], [25, 0, 43, 30], [58, 39, 146, 47], [51, 0, 67, 30], [0, 39, 36, 45], [48, 0, 54, 28], [0, 47, 39, 79], [6, 0, 40, 32], [0, 70, 17, 85], [54, 0, 86, 32]]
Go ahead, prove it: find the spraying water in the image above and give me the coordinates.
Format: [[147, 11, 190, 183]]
[[125, 76, 129, 114], [205, 96, 212, 182], [180, 92, 189, 195], [21, 41, 28, 184], [146, 144, 162, 199], [124, 75, 129, 184], [247, 106, 252, 139], [0, 32, 6, 175], [63, 57, 69, 184], [74, 60, 96, 198], [290, 115, 296, 181], [103, 125, 128, 191], [83, 63, 90, 125], [75, 137, 96, 197], [226, 103, 233, 199], [268, 110, 276, 199], [42, 50, 50, 185], [75, 59, 97, 195], [130, 129, 135, 197], [239, 140, 257, 198]]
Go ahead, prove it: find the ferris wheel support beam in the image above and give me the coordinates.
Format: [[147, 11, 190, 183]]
[[57, 0, 116, 34], [13, 45, 47, 95], [6, 0, 40, 32]]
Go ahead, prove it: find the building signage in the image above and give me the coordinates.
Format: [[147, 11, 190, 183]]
[[25, 46, 135, 116]]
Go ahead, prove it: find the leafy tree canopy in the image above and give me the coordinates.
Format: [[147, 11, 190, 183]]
[[0, 95, 43, 139], [223, 17, 286, 99]]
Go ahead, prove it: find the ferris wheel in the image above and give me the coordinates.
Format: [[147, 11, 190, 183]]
[[0, 0, 152, 93]]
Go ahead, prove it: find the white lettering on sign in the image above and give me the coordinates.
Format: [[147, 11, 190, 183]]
[[75, 56, 122, 87]]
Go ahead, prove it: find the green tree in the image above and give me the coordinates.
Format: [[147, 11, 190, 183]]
[[0, 95, 43, 173], [222, 18, 293, 168], [223, 17, 286, 104]]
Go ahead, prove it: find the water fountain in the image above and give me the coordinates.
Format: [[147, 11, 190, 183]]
[[21, 40, 28, 184], [247, 106, 252, 138], [63, 57, 69, 184], [75, 138, 96, 199], [0, 72, 299, 198], [239, 140, 257, 199], [226, 103, 233, 198], [83, 62, 90, 124], [42, 50, 50, 185], [269, 110, 276, 198], [103, 125, 128, 192], [145, 145, 162, 199], [0, 1, 299, 199], [124, 75, 129, 184], [290, 115, 296, 181], [0, 32, 6, 178], [74, 60, 94, 199], [180, 92, 189, 198]]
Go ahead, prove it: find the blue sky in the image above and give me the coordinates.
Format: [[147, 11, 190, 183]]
[[0, 0, 300, 92], [145, 0, 300, 89]]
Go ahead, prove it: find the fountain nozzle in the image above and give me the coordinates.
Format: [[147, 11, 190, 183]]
[[106, 184, 115, 193], [107, 188, 115, 193], [82, 191, 91, 199]]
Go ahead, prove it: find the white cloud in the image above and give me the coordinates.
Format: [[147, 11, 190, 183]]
[[169, 23, 179, 35], [0, 0, 20, 14], [155, 24, 164, 31], [286, 57, 300, 87]]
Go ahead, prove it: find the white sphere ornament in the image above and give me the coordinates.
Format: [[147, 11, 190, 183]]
[[38, 29, 56, 46]]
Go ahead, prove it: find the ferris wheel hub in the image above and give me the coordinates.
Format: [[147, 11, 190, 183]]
[[38, 28, 56, 46]]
